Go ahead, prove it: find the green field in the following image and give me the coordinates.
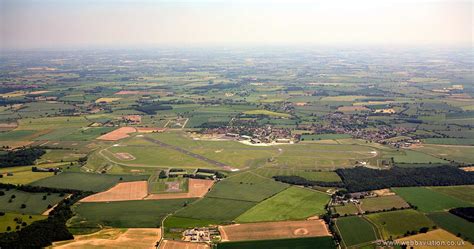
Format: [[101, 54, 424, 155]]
[[393, 187, 471, 212], [300, 134, 352, 141], [0, 213, 47, 233], [0, 189, 65, 214], [428, 185, 474, 204], [243, 109, 291, 118], [104, 145, 215, 169], [366, 209, 435, 240], [236, 187, 330, 223], [332, 203, 359, 216], [360, 195, 409, 213], [29, 172, 149, 192], [411, 145, 474, 164], [173, 197, 256, 223], [336, 216, 378, 248], [0, 166, 55, 185], [216, 236, 336, 249], [163, 216, 216, 229], [0, 130, 37, 140], [390, 150, 447, 164], [427, 212, 474, 243], [69, 199, 195, 229], [206, 173, 288, 202]]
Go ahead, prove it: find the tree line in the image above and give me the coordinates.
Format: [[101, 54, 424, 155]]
[[336, 166, 474, 192], [0, 185, 91, 248], [0, 147, 46, 168]]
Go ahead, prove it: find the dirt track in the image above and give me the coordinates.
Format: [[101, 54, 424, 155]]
[[219, 219, 331, 242]]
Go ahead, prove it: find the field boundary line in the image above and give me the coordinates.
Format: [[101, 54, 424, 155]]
[[362, 215, 383, 240], [334, 219, 348, 249]]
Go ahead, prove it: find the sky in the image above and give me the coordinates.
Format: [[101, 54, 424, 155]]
[[0, 0, 472, 49]]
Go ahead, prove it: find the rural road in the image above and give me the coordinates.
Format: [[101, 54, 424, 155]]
[[142, 136, 231, 169]]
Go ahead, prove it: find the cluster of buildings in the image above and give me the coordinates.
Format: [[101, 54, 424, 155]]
[[202, 125, 297, 144], [182, 227, 219, 243]]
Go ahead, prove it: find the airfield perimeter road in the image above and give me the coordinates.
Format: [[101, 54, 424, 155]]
[[142, 136, 230, 169]]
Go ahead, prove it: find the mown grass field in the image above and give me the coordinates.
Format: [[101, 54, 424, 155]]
[[104, 145, 216, 169], [428, 185, 474, 204], [0, 130, 37, 140], [206, 172, 288, 202], [336, 216, 378, 248], [359, 195, 409, 213], [390, 150, 447, 164], [69, 199, 195, 229], [300, 134, 352, 141], [411, 144, 474, 164], [29, 172, 149, 192], [145, 132, 380, 170], [366, 209, 435, 240], [428, 212, 474, 243], [393, 187, 471, 212], [173, 197, 256, 223], [0, 213, 47, 233], [0, 166, 54, 185], [332, 203, 359, 216], [235, 187, 329, 223], [163, 216, 216, 229], [0, 189, 65, 214], [243, 109, 291, 118], [216, 236, 336, 249]]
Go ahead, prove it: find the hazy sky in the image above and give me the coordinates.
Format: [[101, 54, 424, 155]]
[[0, 0, 472, 49]]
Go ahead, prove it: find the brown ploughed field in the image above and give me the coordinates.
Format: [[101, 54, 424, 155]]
[[218, 219, 330, 242], [145, 179, 214, 200], [159, 240, 210, 249], [97, 127, 137, 141], [80, 181, 148, 202], [53, 228, 161, 249]]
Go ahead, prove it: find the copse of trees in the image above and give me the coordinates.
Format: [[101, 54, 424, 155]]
[[336, 166, 474, 192], [449, 207, 474, 222], [0, 186, 91, 248], [272, 175, 344, 188], [0, 147, 46, 168]]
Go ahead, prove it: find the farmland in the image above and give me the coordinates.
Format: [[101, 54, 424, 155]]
[[396, 229, 472, 249], [335, 216, 378, 248], [206, 172, 288, 202], [359, 195, 410, 213], [172, 197, 256, 223], [216, 237, 336, 249], [427, 212, 474, 243], [0, 213, 47, 233], [236, 187, 329, 222], [219, 220, 330, 241], [366, 209, 435, 240], [69, 199, 195, 229], [53, 228, 162, 249], [0, 189, 65, 214], [429, 185, 474, 204], [0, 45, 473, 248], [393, 187, 471, 212], [29, 172, 149, 192], [0, 165, 55, 185]]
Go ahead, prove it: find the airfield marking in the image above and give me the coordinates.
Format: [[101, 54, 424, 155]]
[[142, 136, 233, 170]]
